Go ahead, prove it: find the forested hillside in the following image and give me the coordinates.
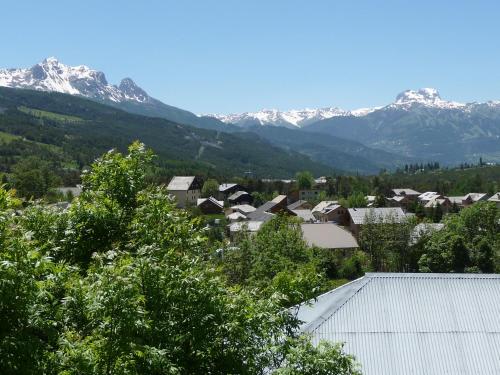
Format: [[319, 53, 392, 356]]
[[0, 87, 330, 185]]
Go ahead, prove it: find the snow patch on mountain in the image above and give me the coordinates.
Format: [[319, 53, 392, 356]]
[[0, 57, 150, 104], [207, 88, 480, 128], [207, 107, 350, 128], [391, 88, 466, 109]]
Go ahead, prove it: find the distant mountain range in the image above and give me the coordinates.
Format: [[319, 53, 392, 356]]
[[0, 57, 228, 131], [1, 58, 499, 168], [211, 88, 500, 164]]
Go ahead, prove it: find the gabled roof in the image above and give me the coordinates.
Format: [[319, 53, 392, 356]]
[[230, 204, 256, 214], [294, 273, 500, 375], [488, 192, 500, 203], [418, 191, 439, 201], [301, 223, 358, 249], [219, 183, 238, 192], [425, 196, 450, 208], [226, 211, 247, 221], [246, 207, 275, 223], [167, 176, 197, 191], [291, 209, 315, 222], [287, 200, 310, 210], [197, 197, 223, 208], [348, 207, 406, 225], [463, 193, 489, 202], [392, 188, 421, 196], [312, 200, 339, 214], [448, 196, 464, 204], [228, 191, 251, 201], [271, 194, 287, 204]]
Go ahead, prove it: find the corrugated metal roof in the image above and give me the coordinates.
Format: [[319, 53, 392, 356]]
[[295, 273, 500, 375], [348, 207, 406, 225]]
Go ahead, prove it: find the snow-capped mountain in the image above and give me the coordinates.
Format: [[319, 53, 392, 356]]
[[206, 88, 473, 128], [391, 88, 466, 110], [304, 88, 500, 165], [0, 57, 228, 130], [0, 57, 149, 103], [208, 107, 350, 128]]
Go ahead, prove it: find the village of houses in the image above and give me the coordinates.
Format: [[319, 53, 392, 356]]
[[164, 175, 500, 250]]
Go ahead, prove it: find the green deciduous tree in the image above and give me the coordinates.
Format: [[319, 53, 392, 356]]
[[201, 178, 219, 198], [1, 143, 359, 374], [296, 171, 315, 190]]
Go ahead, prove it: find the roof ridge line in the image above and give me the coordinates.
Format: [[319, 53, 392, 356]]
[[305, 276, 372, 333]]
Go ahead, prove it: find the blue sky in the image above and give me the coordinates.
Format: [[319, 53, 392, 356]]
[[2, 0, 500, 113]]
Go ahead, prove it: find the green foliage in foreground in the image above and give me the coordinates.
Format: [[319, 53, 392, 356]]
[[419, 202, 500, 273], [221, 215, 368, 307], [0, 142, 360, 375]]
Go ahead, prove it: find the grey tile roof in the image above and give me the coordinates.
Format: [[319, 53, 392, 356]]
[[312, 201, 339, 214], [488, 193, 500, 203], [287, 200, 309, 210], [295, 273, 500, 375], [291, 209, 315, 222], [230, 204, 256, 214], [228, 191, 250, 201], [301, 223, 358, 249], [167, 176, 196, 191], [197, 197, 223, 208], [392, 188, 421, 196], [219, 183, 238, 192], [348, 207, 406, 225], [463, 192, 489, 202]]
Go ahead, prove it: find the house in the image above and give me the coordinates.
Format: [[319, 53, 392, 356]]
[[294, 273, 500, 375], [487, 192, 500, 207], [418, 191, 441, 203], [196, 197, 224, 214], [424, 196, 452, 213], [462, 193, 489, 207], [228, 191, 253, 205], [287, 200, 312, 211], [218, 183, 243, 200], [290, 209, 315, 222], [348, 207, 406, 238], [299, 189, 322, 201], [228, 204, 256, 215], [314, 176, 328, 186], [386, 195, 411, 209], [167, 176, 202, 208], [301, 223, 358, 250], [267, 194, 288, 213], [448, 196, 465, 208], [227, 221, 264, 241], [312, 201, 349, 225], [390, 188, 421, 198], [226, 211, 247, 222]]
